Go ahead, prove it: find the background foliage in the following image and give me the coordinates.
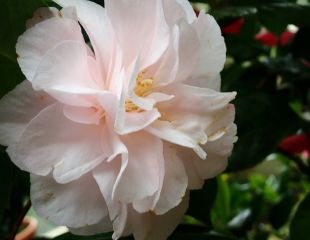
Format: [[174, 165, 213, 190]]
[[1, 0, 310, 239]]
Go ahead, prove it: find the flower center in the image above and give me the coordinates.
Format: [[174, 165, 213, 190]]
[[125, 71, 154, 112]]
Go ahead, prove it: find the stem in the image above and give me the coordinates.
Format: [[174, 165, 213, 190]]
[[8, 200, 32, 240], [278, 149, 310, 180]]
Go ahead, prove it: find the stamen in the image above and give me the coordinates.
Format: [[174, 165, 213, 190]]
[[125, 70, 154, 112]]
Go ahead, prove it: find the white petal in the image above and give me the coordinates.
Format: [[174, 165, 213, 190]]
[[113, 132, 164, 207], [32, 40, 99, 92], [174, 20, 201, 83], [69, 216, 113, 236], [54, 0, 116, 80], [195, 123, 237, 180], [63, 105, 103, 125], [115, 110, 161, 135], [26, 7, 59, 28], [163, 0, 196, 25], [11, 103, 105, 183], [180, 152, 204, 190], [93, 158, 124, 221], [186, 74, 222, 91], [127, 193, 189, 240], [0, 81, 54, 146], [152, 26, 179, 86], [190, 13, 226, 84], [146, 120, 206, 159], [16, 16, 83, 81], [30, 173, 108, 228], [105, 0, 169, 68], [154, 143, 188, 214], [158, 84, 236, 128], [177, 106, 237, 182]]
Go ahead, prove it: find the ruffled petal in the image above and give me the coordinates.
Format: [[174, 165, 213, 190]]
[[146, 120, 206, 159], [54, 0, 116, 81], [63, 105, 103, 125], [69, 216, 113, 236], [191, 123, 237, 181], [158, 84, 236, 129], [30, 173, 108, 228], [16, 14, 83, 81], [93, 159, 129, 239], [163, 0, 196, 25], [10, 103, 106, 183], [105, 0, 169, 68], [152, 26, 179, 86], [126, 193, 189, 240], [113, 132, 164, 208], [154, 143, 188, 214], [189, 12, 226, 87], [174, 20, 200, 83], [177, 105, 237, 183], [115, 110, 161, 135], [0, 81, 54, 146], [32, 40, 98, 92]]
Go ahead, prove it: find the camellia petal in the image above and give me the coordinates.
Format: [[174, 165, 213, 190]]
[[54, 0, 116, 80], [0, 0, 237, 239], [16, 14, 84, 81], [0, 81, 54, 146], [113, 131, 164, 206], [105, 0, 169, 68], [10, 103, 106, 183], [30, 173, 108, 228]]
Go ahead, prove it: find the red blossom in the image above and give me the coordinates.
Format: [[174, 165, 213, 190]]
[[255, 30, 295, 47], [222, 18, 244, 34], [255, 32, 278, 47], [279, 134, 310, 158], [279, 31, 295, 46]]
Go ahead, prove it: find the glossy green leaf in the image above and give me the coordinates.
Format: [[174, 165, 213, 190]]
[[187, 178, 217, 226], [0, 0, 46, 61], [290, 193, 310, 240], [258, 3, 310, 35]]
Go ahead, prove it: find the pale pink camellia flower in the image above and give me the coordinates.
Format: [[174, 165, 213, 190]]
[[0, 0, 237, 239]]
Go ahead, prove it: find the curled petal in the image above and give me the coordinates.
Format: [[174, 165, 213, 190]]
[[16, 15, 83, 81], [31, 173, 108, 228], [69, 216, 113, 236], [126, 192, 189, 240], [154, 143, 188, 214], [54, 0, 116, 81], [146, 120, 206, 159], [0, 81, 54, 146], [189, 12, 226, 85], [163, 0, 196, 25], [105, 0, 169, 68], [10, 103, 106, 183], [113, 132, 164, 208]]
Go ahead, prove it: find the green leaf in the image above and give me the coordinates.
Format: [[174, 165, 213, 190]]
[[269, 193, 295, 229], [187, 178, 218, 226], [0, 0, 46, 97], [211, 175, 231, 232], [227, 91, 300, 171], [169, 232, 239, 240], [0, 0, 46, 61], [210, 7, 257, 20], [290, 193, 310, 240], [0, 148, 14, 229], [0, 55, 24, 98], [53, 233, 132, 240], [258, 3, 310, 35]]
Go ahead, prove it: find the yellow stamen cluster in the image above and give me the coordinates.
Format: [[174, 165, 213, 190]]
[[125, 70, 154, 112]]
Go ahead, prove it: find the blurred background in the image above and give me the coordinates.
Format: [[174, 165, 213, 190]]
[[1, 0, 310, 239]]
